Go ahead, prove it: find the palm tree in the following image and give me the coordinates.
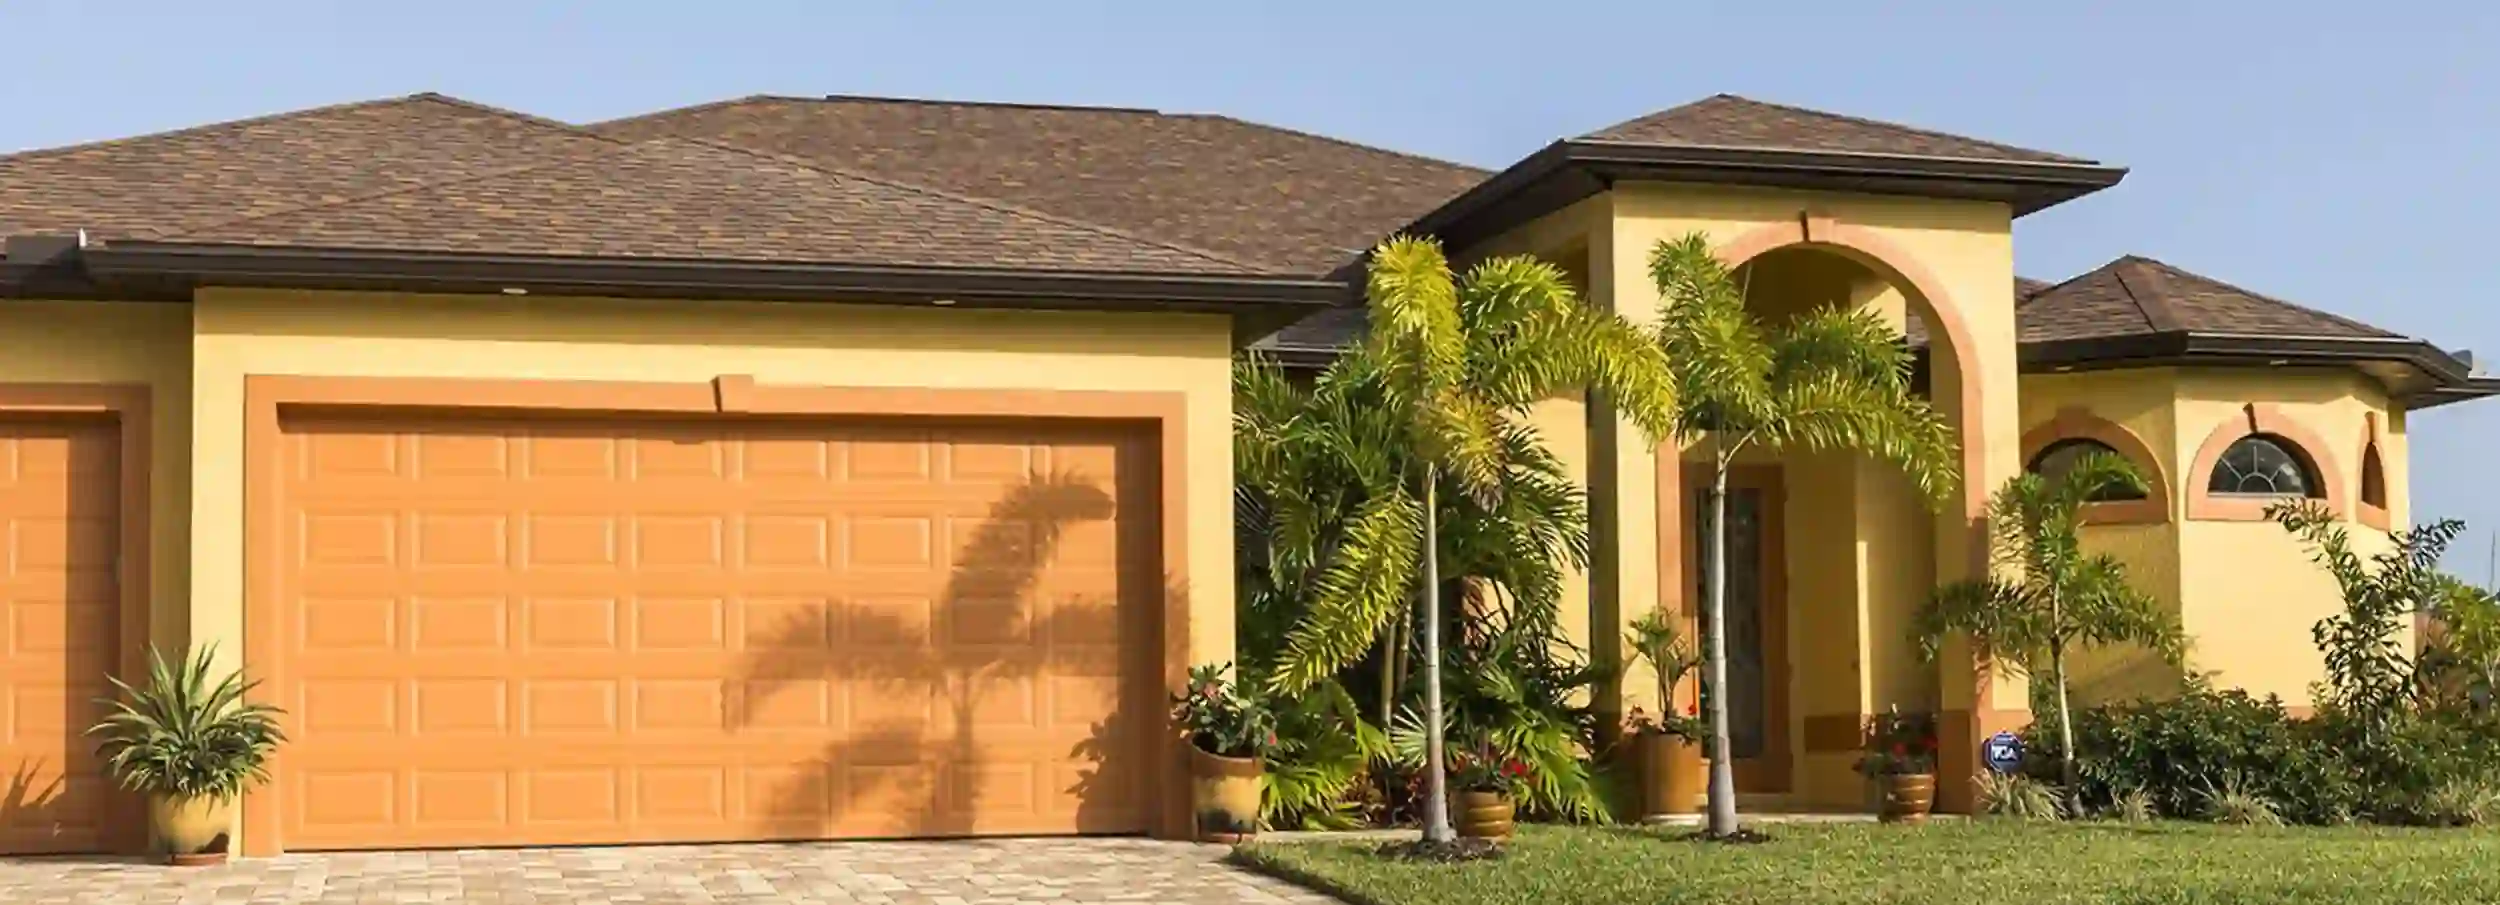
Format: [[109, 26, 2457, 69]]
[[1647, 233, 1957, 837], [1263, 236, 1673, 843], [1912, 451, 2183, 813]]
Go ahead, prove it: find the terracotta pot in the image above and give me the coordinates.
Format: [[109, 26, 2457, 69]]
[[1880, 773, 1936, 824], [148, 793, 231, 864], [1639, 730, 1706, 818], [1457, 790, 1515, 840], [1189, 746, 1262, 844]]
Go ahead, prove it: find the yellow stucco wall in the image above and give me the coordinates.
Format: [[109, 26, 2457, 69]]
[[2018, 370, 2188, 704], [0, 301, 195, 653]]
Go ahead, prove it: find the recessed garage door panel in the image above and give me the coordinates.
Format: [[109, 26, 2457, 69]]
[[0, 419, 125, 854], [275, 415, 1153, 850]]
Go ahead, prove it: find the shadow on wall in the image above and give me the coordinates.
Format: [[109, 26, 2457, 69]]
[[733, 464, 1156, 838]]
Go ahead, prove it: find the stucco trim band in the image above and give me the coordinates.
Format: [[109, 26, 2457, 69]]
[[0, 383, 152, 853], [2185, 403, 2349, 522], [2018, 407, 2172, 526], [237, 374, 1193, 855]]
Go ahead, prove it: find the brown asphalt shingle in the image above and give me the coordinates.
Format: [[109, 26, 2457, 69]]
[[2019, 255, 2400, 343], [1582, 94, 2092, 165], [0, 93, 617, 240], [165, 138, 1266, 274], [591, 95, 1492, 274]]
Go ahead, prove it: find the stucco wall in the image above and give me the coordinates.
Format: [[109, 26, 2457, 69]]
[[0, 301, 194, 652], [2018, 370, 2188, 704]]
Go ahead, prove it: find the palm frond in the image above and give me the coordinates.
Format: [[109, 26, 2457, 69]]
[[1272, 490, 1425, 693]]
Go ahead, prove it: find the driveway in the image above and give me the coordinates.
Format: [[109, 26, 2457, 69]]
[[0, 838, 1341, 905]]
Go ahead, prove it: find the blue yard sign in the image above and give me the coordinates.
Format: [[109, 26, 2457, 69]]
[[1982, 731, 2024, 773]]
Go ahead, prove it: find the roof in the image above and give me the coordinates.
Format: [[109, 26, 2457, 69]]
[[162, 137, 1264, 275], [0, 94, 616, 240], [2018, 255, 2400, 344], [1583, 95, 2091, 165], [591, 94, 1491, 275]]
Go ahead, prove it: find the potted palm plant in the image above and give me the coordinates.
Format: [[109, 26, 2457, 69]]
[[88, 645, 285, 865], [1624, 611, 1706, 818], [1853, 708, 1939, 824], [1172, 663, 1275, 843], [1451, 742, 1529, 841]]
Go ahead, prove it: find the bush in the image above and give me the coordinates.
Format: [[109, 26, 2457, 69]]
[[1974, 771, 2062, 821], [2034, 686, 2357, 825]]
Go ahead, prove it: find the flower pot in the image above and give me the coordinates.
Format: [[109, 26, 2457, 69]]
[[1880, 773, 1936, 824], [148, 793, 231, 864], [1640, 730, 1705, 818], [1189, 746, 1262, 844], [1457, 790, 1515, 840]]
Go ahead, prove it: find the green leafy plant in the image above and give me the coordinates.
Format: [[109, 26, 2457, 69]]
[[2049, 685, 2356, 826], [1451, 743, 1533, 794], [2111, 787, 2157, 823], [1174, 663, 1277, 758], [1260, 679, 1388, 829], [2417, 769, 2500, 827], [2267, 501, 2464, 736], [1975, 771, 2063, 821], [1388, 641, 1613, 823], [1333, 235, 1676, 842], [2416, 579, 2499, 715], [1852, 707, 1939, 777], [1915, 451, 2184, 813], [88, 645, 286, 801], [1623, 612, 1705, 742], [1647, 232, 1956, 837], [2200, 772, 2286, 827]]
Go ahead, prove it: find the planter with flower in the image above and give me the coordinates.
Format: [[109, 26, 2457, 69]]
[[1852, 708, 1939, 824], [87, 645, 286, 865], [1624, 611, 1706, 818], [1450, 744, 1531, 840], [1171, 663, 1275, 843]]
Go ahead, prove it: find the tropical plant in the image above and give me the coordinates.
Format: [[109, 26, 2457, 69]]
[[1647, 232, 1957, 836], [2111, 786, 2158, 823], [1913, 450, 2183, 813], [1975, 770, 2064, 821], [1451, 743, 1533, 795], [88, 645, 286, 802], [1852, 707, 1940, 777], [2267, 501, 2466, 737], [2200, 772, 2286, 827], [1389, 640, 1614, 823], [1173, 663, 1277, 758], [1623, 611, 1704, 741], [1321, 235, 1675, 842], [2419, 582, 2500, 714], [1260, 678, 1389, 829]]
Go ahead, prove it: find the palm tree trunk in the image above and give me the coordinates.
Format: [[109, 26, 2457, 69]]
[[1704, 460, 1740, 836], [1419, 467, 1455, 843], [2051, 638, 2079, 816], [1380, 605, 1403, 731]]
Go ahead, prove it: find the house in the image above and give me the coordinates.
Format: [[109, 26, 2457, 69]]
[[0, 91, 2486, 855]]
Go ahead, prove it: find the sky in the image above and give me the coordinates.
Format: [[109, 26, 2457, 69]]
[[4, 1, 2495, 576]]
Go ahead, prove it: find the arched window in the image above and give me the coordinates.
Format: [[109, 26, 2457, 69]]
[[2206, 434, 2320, 498], [2360, 443, 2388, 510], [2026, 438, 2149, 502]]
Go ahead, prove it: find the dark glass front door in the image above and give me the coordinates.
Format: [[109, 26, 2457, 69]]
[[1686, 465, 1788, 792]]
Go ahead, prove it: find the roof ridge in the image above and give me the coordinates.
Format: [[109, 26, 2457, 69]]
[[2125, 254, 2399, 338], [404, 92, 625, 140], [810, 93, 1163, 115], [0, 92, 461, 166], [2109, 258, 2185, 333], [154, 142, 633, 240], [657, 135, 1272, 272], [1710, 94, 2082, 162], [582, 93, 788, 131], [1173, 113, 1492, 176]]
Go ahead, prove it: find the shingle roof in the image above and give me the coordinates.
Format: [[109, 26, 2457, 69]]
[[0, 93, 616, 239], [1582, 94, 2092, 165], [162, 137, 1265, 274], [2019, 255, 2400, 344], [591, 95, 1491, 274]]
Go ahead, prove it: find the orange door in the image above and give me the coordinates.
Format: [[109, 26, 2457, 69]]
[[0, 417, 131, 854], [270, 413, 1154, 850]]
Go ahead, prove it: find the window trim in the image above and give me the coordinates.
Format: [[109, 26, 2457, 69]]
[[2018, 407, 2170, 525], [2186, 403, 2348, 522]]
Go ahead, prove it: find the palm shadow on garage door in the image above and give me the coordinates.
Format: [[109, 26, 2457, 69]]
[[734, 454, 1162, 840]]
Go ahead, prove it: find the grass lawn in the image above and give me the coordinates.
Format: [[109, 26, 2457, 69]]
[[1233, 821, 2500, 905]]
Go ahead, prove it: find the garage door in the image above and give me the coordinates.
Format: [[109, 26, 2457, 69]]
[[272, 413, 1155, 850], [0, 417, 127, 854]]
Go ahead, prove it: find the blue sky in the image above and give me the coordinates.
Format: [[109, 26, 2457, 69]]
[[5, 1, 2495, 575]]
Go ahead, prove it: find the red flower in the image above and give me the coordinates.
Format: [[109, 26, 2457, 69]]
[[1503, 759, 1531, 778], [1685, 702, 1699, 717], [1891, 742, 1908, 758], [1265, 731, 1278, 748]]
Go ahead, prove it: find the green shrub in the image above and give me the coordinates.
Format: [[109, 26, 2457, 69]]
[[1974, 771, 2062, 821], [2036, 686, 2357, 825], [2110, 787, 2157, 823], [2200, 773, 2286, 827]]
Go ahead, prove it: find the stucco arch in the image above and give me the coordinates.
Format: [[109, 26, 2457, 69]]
[[1714, 215, 1993, 524], [2186, 402, 2349, 521], [2357, 412, 2391, 531], [2019, 406, 2172, 525]]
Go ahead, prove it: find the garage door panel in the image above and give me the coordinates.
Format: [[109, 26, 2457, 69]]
[[276, 414, 1152, 850], [0, 419, 126, 855]]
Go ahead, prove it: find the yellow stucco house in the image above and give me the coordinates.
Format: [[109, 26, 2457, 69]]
[[0, 91, 2487, 855]]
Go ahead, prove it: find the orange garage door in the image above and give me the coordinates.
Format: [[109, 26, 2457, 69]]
[[0, 417, 130, 854], [270, 413, 1156, 850]]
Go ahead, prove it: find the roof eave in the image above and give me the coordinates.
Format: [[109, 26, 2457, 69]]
[[60, 240, 1346, 318], [1400, 139, 2128, 255], [2015, 330, 2492, 408]]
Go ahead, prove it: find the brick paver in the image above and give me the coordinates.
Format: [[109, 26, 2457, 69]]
[[0, 838, 1341, 904]]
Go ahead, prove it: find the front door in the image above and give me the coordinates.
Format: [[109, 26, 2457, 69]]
[[1684, 464, 1789, 793]]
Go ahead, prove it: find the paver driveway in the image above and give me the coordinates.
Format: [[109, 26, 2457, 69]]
[[0, 838, 1341, 905]]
